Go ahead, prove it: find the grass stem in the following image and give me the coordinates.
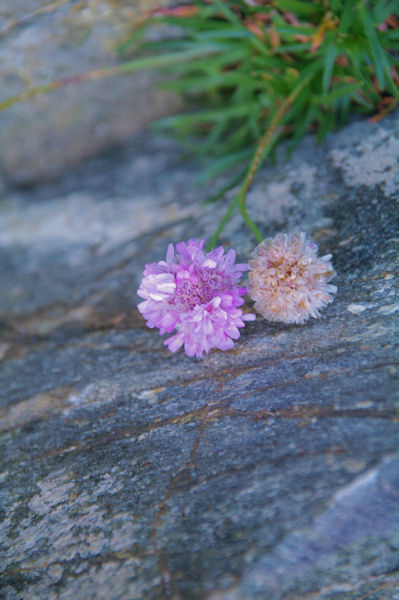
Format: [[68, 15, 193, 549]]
[[236, 74, 313, 244]]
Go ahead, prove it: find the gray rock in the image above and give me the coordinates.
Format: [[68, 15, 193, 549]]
[[0, 0, 180, 184], [0, 114, 398, 599]]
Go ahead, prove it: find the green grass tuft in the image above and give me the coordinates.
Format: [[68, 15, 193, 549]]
[[123, 0, 398, 245]]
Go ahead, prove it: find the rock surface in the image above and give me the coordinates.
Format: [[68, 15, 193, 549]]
[[0, 0, 179, 184], [0, 114, 398, 599]]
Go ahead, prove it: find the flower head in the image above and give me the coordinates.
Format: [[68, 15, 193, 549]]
[[137, 239, 255, 358], [248, 232, 337, 324]]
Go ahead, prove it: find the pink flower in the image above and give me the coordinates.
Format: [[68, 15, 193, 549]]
[[248, 232, 337, 324], [137, 239, 255, 358]]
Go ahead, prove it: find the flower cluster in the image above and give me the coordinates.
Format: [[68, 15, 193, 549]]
[[137, 233, 337, 357], [248, 232, 337, 324], [137, 239, 255, 358]]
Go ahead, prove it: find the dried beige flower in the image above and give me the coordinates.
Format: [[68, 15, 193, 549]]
[[248, 232, 337, 324]]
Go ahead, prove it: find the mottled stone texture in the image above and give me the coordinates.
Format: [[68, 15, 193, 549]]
[[0, 0, 179, 184], [0, 114, 399, 600]]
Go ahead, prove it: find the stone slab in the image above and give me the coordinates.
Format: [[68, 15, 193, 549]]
[[0, 114, 398, 599]]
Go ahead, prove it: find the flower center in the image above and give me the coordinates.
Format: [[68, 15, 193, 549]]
[[174, 269, 228, 310], [265, 255, 307, 290]]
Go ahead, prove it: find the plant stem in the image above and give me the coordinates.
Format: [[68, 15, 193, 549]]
[[370, 96, 399, 123], [0, 48, 217, 112], [236, 74, 313, 244], [207, 195, 239, 251]]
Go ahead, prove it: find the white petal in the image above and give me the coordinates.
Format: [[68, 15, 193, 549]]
[[203, 258, 217, 269]]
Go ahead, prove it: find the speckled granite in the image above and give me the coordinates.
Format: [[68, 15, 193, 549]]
[[0, 113, 398, 599]]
